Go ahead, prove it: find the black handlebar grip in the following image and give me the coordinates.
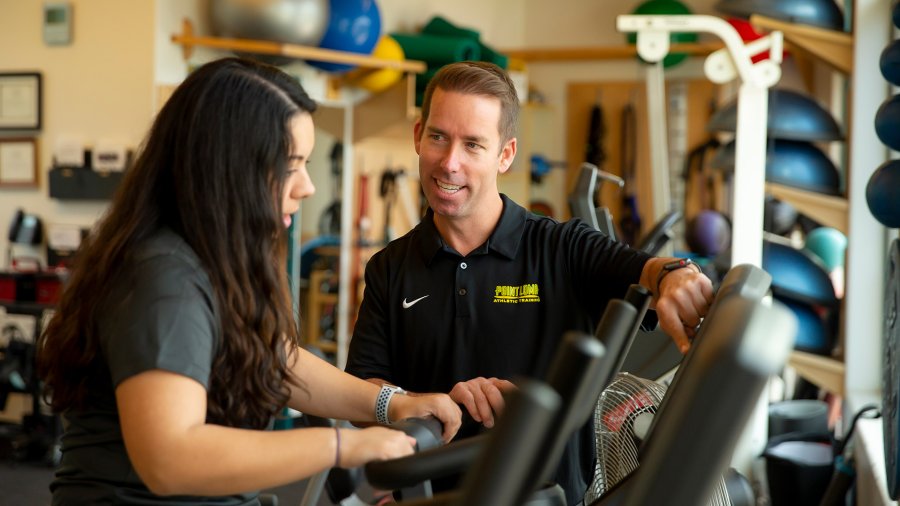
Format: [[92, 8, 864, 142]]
[[391, 416, 443, 452]]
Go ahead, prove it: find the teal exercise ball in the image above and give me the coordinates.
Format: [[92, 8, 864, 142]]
[[866, 159, 900, 227], [306, 0, 382, 73], [803, 227, 847, 272]]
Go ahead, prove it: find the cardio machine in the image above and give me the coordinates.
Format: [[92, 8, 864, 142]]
[[371, 265, 794, 506], [567, 162, 682, 256]]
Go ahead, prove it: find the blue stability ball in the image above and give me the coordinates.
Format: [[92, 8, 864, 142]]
[[876, 95, 900, 151], [804, 227, 847, 272], [715, 0, 845, 31], [712, 139, 841, 195], [306, 0, 382, 72], [882, 39, 900, 86], [707, 89, 843, 142], [776, 297, 833, 355], [763, 236, 838, 307], [685, 210, 732, 257], [867, 159, 900, 227]]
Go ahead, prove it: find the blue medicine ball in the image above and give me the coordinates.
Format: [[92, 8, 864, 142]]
[[875, 95, 900, 151], [881, 39, 900, 87], [867, 159, 900, 227], [306, 0, 382, 73], [894, 0, 900, 29]]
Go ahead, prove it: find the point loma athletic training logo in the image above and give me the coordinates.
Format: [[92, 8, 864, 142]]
[[493, 283, 540, 303]]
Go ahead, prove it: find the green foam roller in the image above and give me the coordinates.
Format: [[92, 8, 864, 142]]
[[479, 42, 509, 69], [391, 33, 481, 66], [422, 16, 481, 41], [416, 68, 440, 93]]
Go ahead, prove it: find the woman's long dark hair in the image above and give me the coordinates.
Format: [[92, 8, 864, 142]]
[[36, 58, 316, 428]]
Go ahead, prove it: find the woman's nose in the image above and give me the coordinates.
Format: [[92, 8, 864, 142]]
[[294, 171, 315, 199]]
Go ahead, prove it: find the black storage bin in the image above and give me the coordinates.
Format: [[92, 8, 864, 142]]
[[49, 167, 123, 200]]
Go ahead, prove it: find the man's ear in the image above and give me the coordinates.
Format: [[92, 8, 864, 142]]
[[498, 137, 517, 174], [413, 119, 423, 155]]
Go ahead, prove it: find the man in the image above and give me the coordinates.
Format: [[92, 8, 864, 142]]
[[347, 61, 713, 505]]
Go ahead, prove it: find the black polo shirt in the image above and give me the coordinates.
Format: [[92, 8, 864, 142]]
[[347, 194, 651, 505]]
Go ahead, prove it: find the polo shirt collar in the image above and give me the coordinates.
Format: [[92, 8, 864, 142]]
[[414, 194, 527, 263]]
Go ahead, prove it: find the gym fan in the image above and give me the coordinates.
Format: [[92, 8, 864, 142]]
[[585, 372, 733, 505]]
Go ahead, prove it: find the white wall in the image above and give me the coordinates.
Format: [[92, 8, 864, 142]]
[[0, 0, 734, 256], [0, 0, 155, 262]]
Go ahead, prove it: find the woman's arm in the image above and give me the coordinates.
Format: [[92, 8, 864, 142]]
[[116, 369, 415, 497]]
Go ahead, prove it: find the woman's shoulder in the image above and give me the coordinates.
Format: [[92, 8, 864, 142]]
[[128, 228, 212, 296]]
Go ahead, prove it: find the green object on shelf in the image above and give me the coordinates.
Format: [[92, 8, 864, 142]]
[[480, 42, 509, 69], [626, 0, 698, 69], [422, 15, 480, 41], [415, 67, 440, 93], [391, 33, 481, 66]]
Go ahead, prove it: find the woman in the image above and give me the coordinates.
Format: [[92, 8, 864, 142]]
[[36, 57, 461, 505]]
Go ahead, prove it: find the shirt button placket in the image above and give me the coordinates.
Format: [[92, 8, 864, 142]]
[[456, 261, 469, 316]]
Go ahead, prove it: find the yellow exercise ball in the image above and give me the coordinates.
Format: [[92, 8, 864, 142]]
[[348, 35, 405, 93]]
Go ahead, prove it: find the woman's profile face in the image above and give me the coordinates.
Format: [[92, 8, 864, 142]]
[[281, 112, 316, 228]]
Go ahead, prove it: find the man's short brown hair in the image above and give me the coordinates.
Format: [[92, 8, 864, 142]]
[[420, 61, 520, 146]]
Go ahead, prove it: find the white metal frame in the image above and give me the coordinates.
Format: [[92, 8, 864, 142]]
[[616, 14, 783, 268], [617, 14, 784, 474]]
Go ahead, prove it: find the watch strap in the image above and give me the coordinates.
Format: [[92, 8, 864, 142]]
[[375, 384, 405, 425], [655, 258, 698, 295]]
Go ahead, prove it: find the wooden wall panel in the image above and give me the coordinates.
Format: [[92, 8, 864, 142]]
[[565, 79, 718, 243]]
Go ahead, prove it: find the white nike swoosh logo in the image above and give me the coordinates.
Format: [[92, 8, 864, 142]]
[[402, 295, 429, 309]]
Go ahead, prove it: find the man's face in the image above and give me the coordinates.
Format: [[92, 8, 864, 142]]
[[414, 88, 515, 221]]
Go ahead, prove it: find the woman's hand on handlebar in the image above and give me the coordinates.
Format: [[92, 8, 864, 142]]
[[339, 426, 417, 469], [390, 392, 462, 443]]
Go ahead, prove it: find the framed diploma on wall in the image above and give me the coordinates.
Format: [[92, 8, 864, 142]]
[[0, 138, 38, 187], [0, 72, 42, 131]]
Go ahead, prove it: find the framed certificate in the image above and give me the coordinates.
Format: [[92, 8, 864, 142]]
[[0, 72, 42, 130], [0, 138, 38, 187]]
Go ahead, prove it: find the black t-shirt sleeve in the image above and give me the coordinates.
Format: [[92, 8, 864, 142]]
[[99, 253, 218, 389], [561, 219, 652, 313], [346, 251, 394, 383]]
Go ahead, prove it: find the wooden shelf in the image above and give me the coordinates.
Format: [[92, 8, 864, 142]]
[[750, 14, 853, 74], [169, 19, 424, 144], [171, 19, 426, 73], [788, 350, 845, 396], [316, 73, 418, 143], [501, 42, 724, 62], [765, 183, 848, 235], [306, 269, 339, 355]]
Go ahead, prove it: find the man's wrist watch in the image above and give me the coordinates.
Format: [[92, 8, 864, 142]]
[[375, 384, 407, 425], [655, 258, 698, 294]]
